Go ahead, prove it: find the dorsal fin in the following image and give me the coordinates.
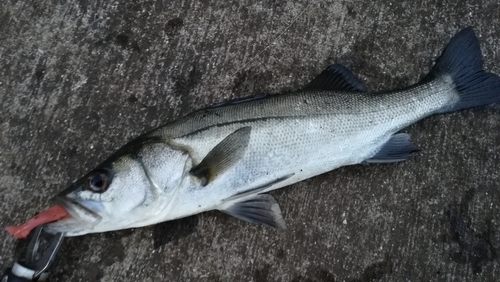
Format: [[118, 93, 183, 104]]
[[304, 64, 367, 92], [209, 93, 268, 108]]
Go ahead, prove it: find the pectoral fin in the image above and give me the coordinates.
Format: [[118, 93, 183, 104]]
[[219, 194, 286, 229], [190, 127, 252, 185], [365, 133, 420, 163]]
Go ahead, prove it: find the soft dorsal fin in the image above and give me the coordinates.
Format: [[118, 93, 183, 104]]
[[190, 127, 252, 185], [304, 64, 367, 92]]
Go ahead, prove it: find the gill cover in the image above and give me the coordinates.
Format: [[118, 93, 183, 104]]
[[49, 139, 190, 236]]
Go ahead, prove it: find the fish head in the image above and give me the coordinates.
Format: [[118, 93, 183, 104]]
[[45, 139, 190, 236]]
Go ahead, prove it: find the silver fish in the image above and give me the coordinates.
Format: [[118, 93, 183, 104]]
[[45, 28, 500, 236]]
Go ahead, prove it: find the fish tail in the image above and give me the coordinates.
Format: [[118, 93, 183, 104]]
[[428, 27, 500, 113]]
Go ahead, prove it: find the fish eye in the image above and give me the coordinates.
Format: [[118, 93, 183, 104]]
[[87, 170, 110, 193]]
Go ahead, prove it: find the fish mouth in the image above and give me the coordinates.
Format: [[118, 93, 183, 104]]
[[44, 197, 104, 235], [56, 197, 103, 223]]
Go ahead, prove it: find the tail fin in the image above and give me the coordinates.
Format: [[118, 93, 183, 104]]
[[428, 27, 500, 113]]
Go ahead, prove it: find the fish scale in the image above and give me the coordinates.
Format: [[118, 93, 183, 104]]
[[167, 81, 455, 219]]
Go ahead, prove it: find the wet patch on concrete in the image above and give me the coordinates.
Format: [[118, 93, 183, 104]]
[[173, 64, 203, 113], [173, 65, 201, 97], [447, 189, 497, 274], [291, 268, 336, 282], [165, 18, 184, 36], [152, 215, 199, 249], [231, 69, 275, 95], [351, 257, 393, 282], [253, 263, 271, 281]]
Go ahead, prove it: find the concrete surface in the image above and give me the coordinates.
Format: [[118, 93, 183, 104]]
[[1, 0, 500, 281]]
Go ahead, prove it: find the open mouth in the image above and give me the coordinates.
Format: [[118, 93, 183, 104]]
[[39, 197, 105, 236], [56, 197, 103, 224]]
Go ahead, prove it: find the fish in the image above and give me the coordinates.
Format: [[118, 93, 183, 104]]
[[11, 27, 499, 237]]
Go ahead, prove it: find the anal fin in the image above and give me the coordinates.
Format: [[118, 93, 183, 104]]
[[365, 133, 420, 163], [219, 194, 286, 229]]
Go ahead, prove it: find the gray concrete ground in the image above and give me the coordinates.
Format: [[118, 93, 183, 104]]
[[1, 0, 500, 281]]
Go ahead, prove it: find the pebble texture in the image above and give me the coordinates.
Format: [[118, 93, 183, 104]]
[[1, 0, 500, 281]]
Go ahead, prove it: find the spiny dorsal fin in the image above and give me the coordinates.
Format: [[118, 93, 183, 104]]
[[190, 127, 252, 185], [304, 64, 367, 92], [209, 93, 267, 108], [219, 194, 286, 229]]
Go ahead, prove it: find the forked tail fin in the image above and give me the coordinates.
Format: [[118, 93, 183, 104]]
[[427, 28, 500, 113]]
